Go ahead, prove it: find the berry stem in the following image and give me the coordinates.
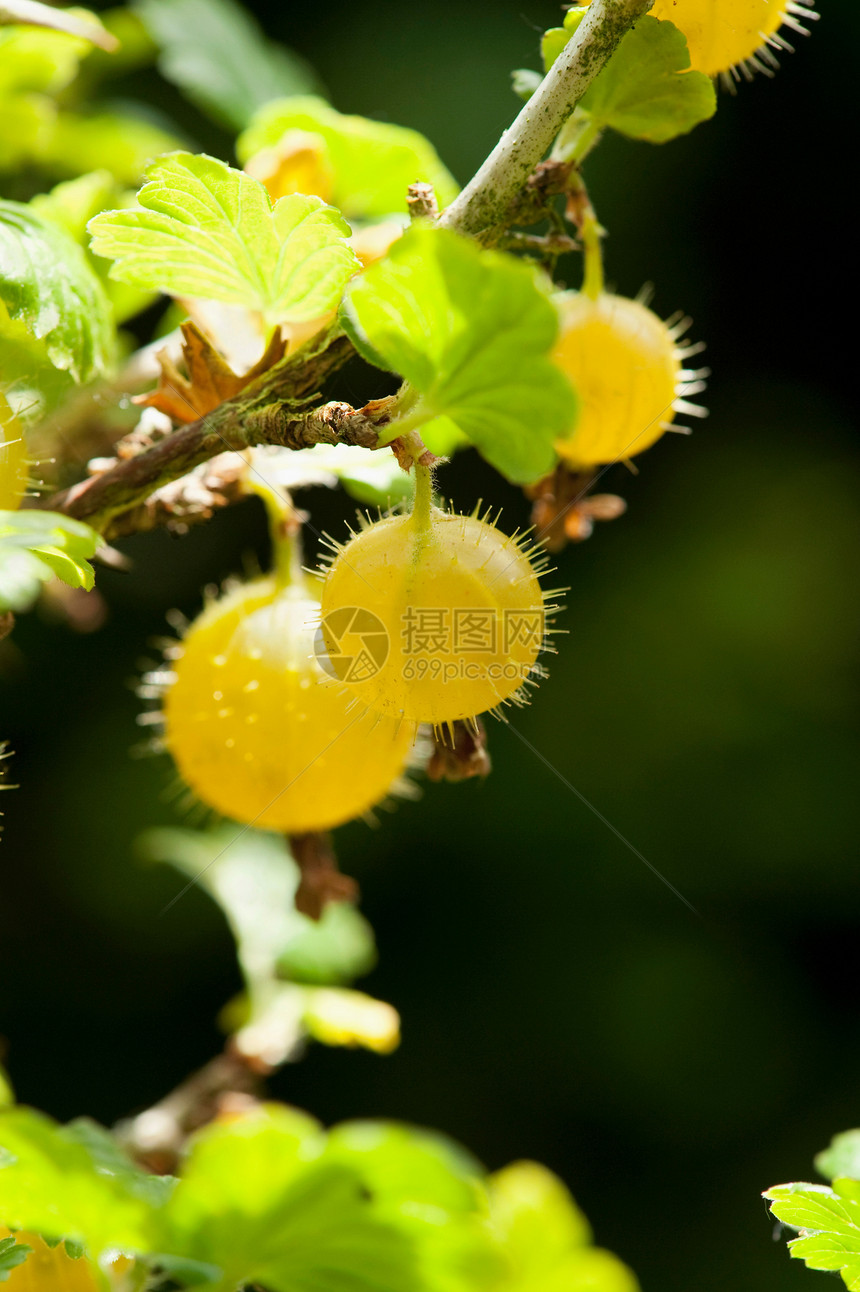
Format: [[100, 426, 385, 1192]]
[[553, 111, 603, 167], [412, 457, 434, 534], [248, 476, 305, 590], [565, 170, 604, 301], [581, 214, 604, 301]]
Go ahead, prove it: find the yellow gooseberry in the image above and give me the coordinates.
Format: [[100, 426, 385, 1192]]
[[318, 490, 554, 728], [162, 575, 415, 833], [552, 291, 706, 470], [0, 1229, 107, 1291], [649, 0, 817, 79], [244, 128, 335, 204], [0, 393, 28, 511]]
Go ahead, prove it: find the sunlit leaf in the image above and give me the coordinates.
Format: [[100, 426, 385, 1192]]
[[135, 0, 320, 131], [766, 1179, 860, 1290], [140, 826, 376, 992], [31, 170, 155, 322], [344, 226, 577, 484], [249, 443, 415, 510], [0, 302, 76, 425], [89, 151, 360, 327], [0, 200, 113, 382], [0, 1106, 162, 1256], [817, 1130, 860, 1184], [0, 509, 100, 612], [139, 826, 381, 1064], [545, 13, 716, 143], [0, 20, 88, 95], [324, 1122, 483, 1215], [0, 2, 116, 51], [486, 1162, 640, 1291], [303, 989, 400, 1054], [163, 1106, 419, 1292], [238, 95, 458, 220], [45, 109, 184, 184]]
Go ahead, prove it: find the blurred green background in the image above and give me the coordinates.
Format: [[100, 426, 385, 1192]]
[[1, 2, 857, 1290]]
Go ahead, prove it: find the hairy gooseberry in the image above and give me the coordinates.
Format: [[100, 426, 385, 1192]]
[[552, 291, 706, 470], [649, 0, 817, 79], [161, 574, 415, 833], [318, 490, 554, 728], [0, 393, 28, 511]]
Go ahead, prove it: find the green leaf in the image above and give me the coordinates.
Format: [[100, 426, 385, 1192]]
[[0, 200, 113, 383], [487, 1162, 639, 1292], [323, 1122, 483, 1215], [489, 1162, 590, 1274], [514, 1249, 641, 1292], [0, 1106, 162, 1256], [144, 1252, 222, 1286], [135, 0, 320, 131], [765, 1180, 860, 1289], [44, 109, 185, 185], [541, 8, 587, 74], [576, 16, 716, 143], [0, 546, 46, 612], [344, 226, 577, 484], [31, 171, 156, 322], [0, 1064, 13, 1110], [162, 1106, 419, 1292], [0, 1235, 31, 1282], [510, 68, 542, 102], [89, 151, 360, 327], [140, 825, 376, 990], [237, 95, 459, 220], [0, 509, 100, 613], [0, 21, 88, 95], [417, 416, 469, 458], [0, 2, 116, 51], [0, 91, 52, 170], [0, 302, 77, 425], [277, 899, 378, 984], [64, 1118, 175, 1209], [817, 1131, 860, 1183], [139, 826, 381, 1062], [250, 443, 416, 510], [31, 169, 121, 241]]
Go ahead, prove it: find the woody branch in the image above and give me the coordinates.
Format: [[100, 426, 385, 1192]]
[[35, 0, 650, 538]]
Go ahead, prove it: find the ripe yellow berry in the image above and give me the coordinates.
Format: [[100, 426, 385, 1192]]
[[0, 1230, 102, 1291], [318, 504, 551, 728], [552, 292, 705, 470], [0, 394, 28, 511], [162, 576, 414, 833], [649, 0, 816, 79]]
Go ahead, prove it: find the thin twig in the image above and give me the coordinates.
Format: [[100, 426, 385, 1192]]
[[36, 329, 380, 534], [439, 0, 652, 241], [116, 1049, 263, 1173]]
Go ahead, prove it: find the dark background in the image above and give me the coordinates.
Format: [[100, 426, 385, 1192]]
[[2, 3, 857, 1290]]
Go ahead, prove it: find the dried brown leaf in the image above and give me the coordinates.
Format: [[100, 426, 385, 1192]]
[[135, 322, 287, 424]]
